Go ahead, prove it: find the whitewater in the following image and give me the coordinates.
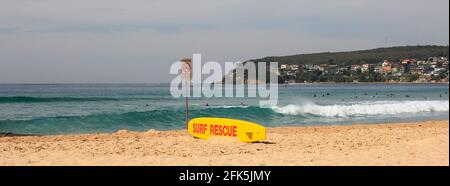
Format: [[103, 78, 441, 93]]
[[272, 100, 449, 117]]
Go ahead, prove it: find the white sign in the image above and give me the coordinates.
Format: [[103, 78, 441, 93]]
[[180, 58, 192, 81]]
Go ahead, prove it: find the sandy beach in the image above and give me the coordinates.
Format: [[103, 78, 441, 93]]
[[0, 120, 448, 166]]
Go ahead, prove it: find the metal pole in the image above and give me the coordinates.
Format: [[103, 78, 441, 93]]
[[185, 80, 189, 129]]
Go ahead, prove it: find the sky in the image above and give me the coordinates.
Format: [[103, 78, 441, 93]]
[[0, 0, 449, 83]]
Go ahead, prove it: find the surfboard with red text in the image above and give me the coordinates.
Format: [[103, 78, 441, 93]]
[[188, 117, 266, 142]]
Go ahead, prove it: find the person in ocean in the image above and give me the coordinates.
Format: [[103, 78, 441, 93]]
[[205, 103, 209, 106], [240, 102, 247, 106]]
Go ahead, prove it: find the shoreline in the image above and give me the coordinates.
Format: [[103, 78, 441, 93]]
[[2, 119, 449, 137], [0, 120, 448, 166]]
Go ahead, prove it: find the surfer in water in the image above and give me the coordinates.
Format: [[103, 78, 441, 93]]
[[240, 102, 247, 106], [205, 103, 209, 106]]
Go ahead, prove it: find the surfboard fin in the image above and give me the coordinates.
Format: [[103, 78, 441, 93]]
[[246, 132, 253, 140]]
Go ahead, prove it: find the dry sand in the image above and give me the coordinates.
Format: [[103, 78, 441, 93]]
[[0, 120, 448, 166]]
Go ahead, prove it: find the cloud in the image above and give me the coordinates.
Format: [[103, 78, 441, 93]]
[[0, 0, 448, 83]]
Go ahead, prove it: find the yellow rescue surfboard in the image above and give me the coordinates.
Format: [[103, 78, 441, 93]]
[[188, 117, 266, 142]]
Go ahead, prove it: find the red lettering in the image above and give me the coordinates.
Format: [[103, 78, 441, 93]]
[[208, 124, 238, 137], [215, 125, 219, 135], [193, 123, 207, 134], [210, 125, 219, 136], [231, 126, 237, 137], [210, 125, 214, 135], [223, 125, 228, 136], [218, 125, 223, 135]]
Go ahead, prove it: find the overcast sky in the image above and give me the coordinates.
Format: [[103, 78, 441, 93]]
[[0, 0, 449, 83]]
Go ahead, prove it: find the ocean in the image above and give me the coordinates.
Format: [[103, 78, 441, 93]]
[[0, 83, 448, 135]]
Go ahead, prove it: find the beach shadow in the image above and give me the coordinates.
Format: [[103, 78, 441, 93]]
[[0, 132, 38, 137], [252, 141, 276, 144]]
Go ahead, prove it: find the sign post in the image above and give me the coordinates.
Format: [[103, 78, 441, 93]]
[[180, 58, 192, 129], [185, 84, 188, 129]]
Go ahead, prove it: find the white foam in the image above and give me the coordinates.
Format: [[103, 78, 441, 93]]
[[272, 100, 449, 117], [212, 105, 249, 109]]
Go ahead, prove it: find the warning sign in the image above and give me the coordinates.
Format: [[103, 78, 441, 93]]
[[180, 58, 192, 81]]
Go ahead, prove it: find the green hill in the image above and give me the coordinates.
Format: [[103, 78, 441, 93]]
[[246, 45, 449, 66]]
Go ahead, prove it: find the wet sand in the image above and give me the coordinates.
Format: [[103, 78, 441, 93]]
[[0, 120, 448, 166]]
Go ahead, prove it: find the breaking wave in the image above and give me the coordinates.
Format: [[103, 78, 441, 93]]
[[1, 101, 448, 135], [272, 100, 449, 117]]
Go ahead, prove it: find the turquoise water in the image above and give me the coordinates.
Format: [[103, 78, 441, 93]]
[[0, 83, 448, 135]]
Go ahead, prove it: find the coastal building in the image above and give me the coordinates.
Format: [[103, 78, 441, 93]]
[[326, 65, 338, 74], [374, 65, 384, 73], [392, 63, 403, 74], [361, 64, 370, 72], [286, 71, 296, 77], [277, 55, 448, 83], [351, 64, 362, 71], [337, 67, 350, 74], [382, 60, 392, 74], [433, 68, 447, 76], [317, 64, 328, 71], [290, 65, 299, 71], [401, 59, 415, 74]]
